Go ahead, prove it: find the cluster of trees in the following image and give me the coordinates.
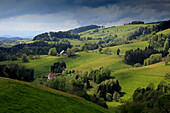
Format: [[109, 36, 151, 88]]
[[127, 26, 153, 40], [149, 34, 170, 50], [119, 81, 170, 113], [127, 19, 170, 41], [0, 40, 72, 61], [47, 65, 121, 108], [126, 21, 144, 25], [95, 79, 121, 101], [47, 68, 109, 108], [88, 68, 111, 84], [69, 25, 101, 34], [50, 62, 66, 73], [0, 64, 34, 82], [67, 47, 80, 57], [33, 31, 80, 41], [82, 43, 98, 51], [48, 48, 57, 56], [144, 54, 162, 66], [124, 46, 169, 64]]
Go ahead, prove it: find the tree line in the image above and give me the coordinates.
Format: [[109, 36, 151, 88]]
[[0, 64, 34, 82], [124, 46, 169, 64], [0, 40, 71, 61], [33, 31, 80, 41]]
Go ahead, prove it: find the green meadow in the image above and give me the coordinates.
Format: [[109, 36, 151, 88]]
[[156, 28, 170, 35], [0, 77, 108, 113], [107, 62, 170, 111], [79, 24, 148, 39], [1, 39, 169, 111], [0, 41, 148, 79]]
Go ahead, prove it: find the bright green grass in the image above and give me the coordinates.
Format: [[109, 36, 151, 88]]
[[156, 28, 170, 35], [68, 39, 98, 48], [0, 77, 109, 113], [79, 24, 148, 39], [107, 62, 170, 110], [105, 41, 148, 55], [0, 41, 148, 79], [0, 52, 131, 79]]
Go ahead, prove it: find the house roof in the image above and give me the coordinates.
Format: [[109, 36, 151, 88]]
[[48, 73, 57, 79], [60, 50, 66, 54]]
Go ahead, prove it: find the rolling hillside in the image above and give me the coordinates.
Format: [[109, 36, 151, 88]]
[[79, 24, 148, 39], [0, 41, 148, 79], [107, 61, 170, 111], [0, 77, 109, 113], [156, 28, 170, 35]]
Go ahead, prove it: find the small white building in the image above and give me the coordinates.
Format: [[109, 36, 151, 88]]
[[60, 50, 67, 55]]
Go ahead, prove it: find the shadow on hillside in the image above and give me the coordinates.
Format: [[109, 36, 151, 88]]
[[68, 54, 80, 59], [119, 92, 126, 97], [110, 76, 115, 79]]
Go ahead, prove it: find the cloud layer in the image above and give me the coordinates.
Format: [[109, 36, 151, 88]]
[[0, 0, 169, 37]]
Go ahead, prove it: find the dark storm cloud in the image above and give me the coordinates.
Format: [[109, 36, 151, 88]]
[[0, 0, 169, 19], [0, 0, 169, 37]]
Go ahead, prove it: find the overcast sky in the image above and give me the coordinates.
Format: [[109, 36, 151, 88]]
[[0, 0, 169, 37]]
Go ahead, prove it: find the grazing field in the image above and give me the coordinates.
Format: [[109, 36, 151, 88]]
[[79, 24, 148, 39], [0, 41, 148, 79], [107, 62, 170, 111], [0, 77, 109, 113]]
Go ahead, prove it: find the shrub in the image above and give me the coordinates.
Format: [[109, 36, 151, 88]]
[[144, 54, 162, 66], [22, 54, 28, 62], [134, 63, 141, 67], [48, 47, 57, 56]]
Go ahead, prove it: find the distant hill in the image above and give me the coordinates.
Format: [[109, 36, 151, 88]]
[[0, 36, 23, 40], [69, 25, 102, 34], [0, 77, 108, 113]]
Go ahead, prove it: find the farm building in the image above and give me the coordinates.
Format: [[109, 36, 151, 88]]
[[48, 73, 57, 80], [60, 50, 67, 55]]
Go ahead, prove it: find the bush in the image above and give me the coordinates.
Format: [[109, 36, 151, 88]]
[[134, 63, 141, 67], [48, 47, 57, 56], [103, 48, 112, 55], [113, 91, 120, 101], [22, 54, 28, 62], [144, 54, 162, 66]]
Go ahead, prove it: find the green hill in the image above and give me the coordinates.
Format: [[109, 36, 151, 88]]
[[79, 24, 148, 39], [0, 41, 148, 79], [156, 28, 170, 35], [0, 77, 108, 113], [107, 62, 170, 111]]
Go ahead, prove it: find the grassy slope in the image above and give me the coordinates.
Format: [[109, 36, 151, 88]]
[[0, 77, 109, 113], [107, 62, 170, 111], [0, 41, 148, 79], [79, 24, 148, 39], [156, 28, 170, 35]]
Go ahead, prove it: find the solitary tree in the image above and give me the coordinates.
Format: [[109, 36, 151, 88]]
[[48, 47, 57, 56], [67, 48, 75, 57], [164, 38, 169, 51], [98, 46, 102, 53], [117, 48, 120, 55], [22, 54, 28, 62]]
